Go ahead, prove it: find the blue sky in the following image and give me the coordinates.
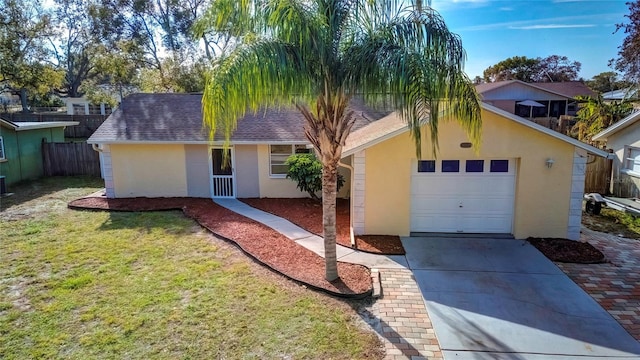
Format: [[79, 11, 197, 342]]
[[430, 0, 630, 80]]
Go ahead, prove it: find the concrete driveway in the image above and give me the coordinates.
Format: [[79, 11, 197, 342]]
[[402, 236, 640, 359]]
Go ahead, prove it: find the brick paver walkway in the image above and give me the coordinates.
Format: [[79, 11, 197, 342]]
[[372, 269, 443, 360], [556, 228, 640, 341]]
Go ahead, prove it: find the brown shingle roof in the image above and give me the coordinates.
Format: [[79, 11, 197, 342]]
[[476, 80, 595, 98], [343, 112, 407, 156], [533, 82, 595, 98], [88, 93, 390, 143], [475, 80, 516, 94]]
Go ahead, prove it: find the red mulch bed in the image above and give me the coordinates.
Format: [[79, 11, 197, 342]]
[[68, 197, 372, 297], [240, 198, 406, 255], [527, 237, 607, 264]]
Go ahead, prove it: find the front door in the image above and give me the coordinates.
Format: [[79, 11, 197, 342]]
[[211, 148, 235, 198]]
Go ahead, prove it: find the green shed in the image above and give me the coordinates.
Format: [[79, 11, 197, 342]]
[[0, 118, 78, 188]]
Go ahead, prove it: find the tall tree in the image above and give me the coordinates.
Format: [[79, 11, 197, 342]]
[[483, 55, 581, 83], [538, 55, 581, 82], [49, 0, 149, 98], [483, 56, 540, 82], [613, 0, 640, 82], [0, 0, 63, 111], [200, 0, 481, 281], [586, 71, 631, 93], [50, 0, 100, 98]]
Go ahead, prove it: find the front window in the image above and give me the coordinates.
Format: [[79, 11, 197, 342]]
[[624, 146, 640, 174], [270, 144, 311, 176]]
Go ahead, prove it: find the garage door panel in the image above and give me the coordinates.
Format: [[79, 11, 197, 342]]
[[460, 197, 514, 212], [411, 178, 462, 193], [411, 197, 461, 212], [462, 215, 513, 233], [410, 159, 515, 234], [412, 214, 460, 233]]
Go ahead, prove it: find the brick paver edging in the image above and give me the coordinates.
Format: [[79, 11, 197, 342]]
[[372, 269, 443, 360], [557, 228, 640, 341]]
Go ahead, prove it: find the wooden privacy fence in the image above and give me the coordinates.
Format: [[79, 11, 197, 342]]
[[42, 142, 101, 177], [584, 154, 613, 194]]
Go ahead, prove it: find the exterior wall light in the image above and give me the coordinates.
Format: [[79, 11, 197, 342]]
[[546, 158, 555, 168]]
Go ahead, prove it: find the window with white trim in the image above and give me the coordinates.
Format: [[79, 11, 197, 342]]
[[624, 146, 640, 174], [270, 144, 311, 176], [0, 136, 5, 160]]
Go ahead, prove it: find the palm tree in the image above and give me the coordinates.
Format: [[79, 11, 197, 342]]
[[199, 0, 481, 281]]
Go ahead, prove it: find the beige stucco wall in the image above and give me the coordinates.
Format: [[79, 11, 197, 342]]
[[256, 144, 308, 198], [235, 145, 260, 197], [363, 108, 575, 238], [184, 144, 210, 198], [253, 144, 352, 198], [111, 144, 188, 197]]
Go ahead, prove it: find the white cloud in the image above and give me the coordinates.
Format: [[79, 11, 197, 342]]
[[456, 13, 621, 31], [431, 0, 490, 11], [510, 24, 597, 30]]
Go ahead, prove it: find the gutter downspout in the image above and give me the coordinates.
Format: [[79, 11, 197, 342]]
[[91, 143, 106, 179], [338, 159, 356, 247]]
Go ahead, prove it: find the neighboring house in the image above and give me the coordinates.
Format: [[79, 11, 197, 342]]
[[602, 87, 638, 102], [0, 118, 79, 186], [592, 110, 640, 197], [63, 97, 112, 116], [88, 93, 609, 240], [476, 80, 595, 119]]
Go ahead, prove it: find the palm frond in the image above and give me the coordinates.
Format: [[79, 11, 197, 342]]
[[342, 4, 481, 158], [202, 39, 314, 145]]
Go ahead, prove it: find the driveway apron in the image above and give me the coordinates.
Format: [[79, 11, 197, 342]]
[[402, 236, 640, 359]]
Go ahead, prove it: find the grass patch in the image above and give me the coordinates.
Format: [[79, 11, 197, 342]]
[[582, 207, 640, 239], [0, 177, 381, 359]]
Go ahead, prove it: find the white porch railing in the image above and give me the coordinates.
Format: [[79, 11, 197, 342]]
[[212, 175, 234, 198]]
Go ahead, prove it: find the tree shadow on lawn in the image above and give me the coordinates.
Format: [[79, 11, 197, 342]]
[[0, 176, 103, 211], [97, 210, 195, 234], [69, 196, 373, 298]]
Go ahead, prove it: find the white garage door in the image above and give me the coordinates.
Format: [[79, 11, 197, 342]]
[[411, 159, 516, 234]]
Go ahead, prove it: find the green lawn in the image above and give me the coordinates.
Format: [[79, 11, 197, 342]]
[[0, 177, 382, 359]]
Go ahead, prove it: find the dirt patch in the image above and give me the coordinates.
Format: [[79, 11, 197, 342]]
[[240, 198, 405, 255], [582, 211, 640, 240], [527, 237, 607, 264], [68, 197, 372, 297]]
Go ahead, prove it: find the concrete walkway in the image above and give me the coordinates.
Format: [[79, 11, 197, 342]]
[[214, 199, 408, 269]]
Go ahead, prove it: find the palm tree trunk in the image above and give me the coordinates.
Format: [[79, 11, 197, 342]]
[[321, 157, 339, 281], [298, 89, 355, 282]]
